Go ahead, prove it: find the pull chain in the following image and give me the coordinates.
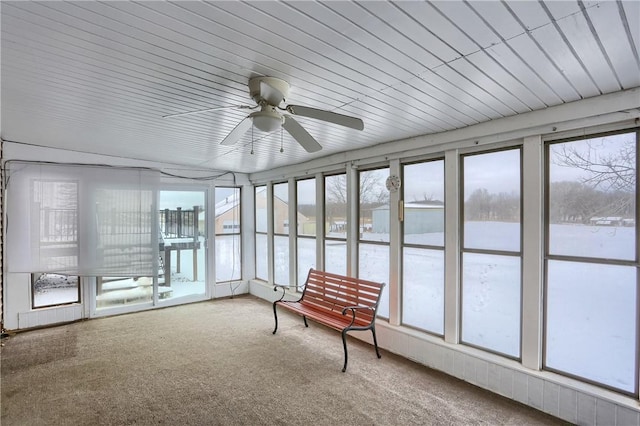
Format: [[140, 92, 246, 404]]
[[250, 125, 254, 155], [280, 126, 284, 153]]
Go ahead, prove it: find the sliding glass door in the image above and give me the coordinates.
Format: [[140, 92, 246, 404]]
[[95, 189, 207, 311]]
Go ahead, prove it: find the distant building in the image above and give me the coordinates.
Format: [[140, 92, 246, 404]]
[[213, 193, 240, 234], [588, 216, 633, 227], [254, 187, 308, 234]]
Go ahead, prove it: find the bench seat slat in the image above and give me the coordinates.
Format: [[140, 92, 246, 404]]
[[307, 275, 382, 293], [305, 282, 380, 302]]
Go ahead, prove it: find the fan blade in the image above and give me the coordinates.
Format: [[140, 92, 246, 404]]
[[260, 80, 285, 106], [285, 105, 364, 130], [220, 116, 253, 146], [283, 116, 322, 153], [163, 104, 253, 118]]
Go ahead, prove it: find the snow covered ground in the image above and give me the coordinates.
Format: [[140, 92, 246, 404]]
[[33, 274, 79, 307]]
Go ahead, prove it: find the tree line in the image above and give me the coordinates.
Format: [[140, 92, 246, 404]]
[[464, 183, 634, 224]]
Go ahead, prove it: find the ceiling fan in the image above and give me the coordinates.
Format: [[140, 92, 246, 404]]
[[163, 76, 364, 153]]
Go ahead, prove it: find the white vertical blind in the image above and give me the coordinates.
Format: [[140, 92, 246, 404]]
[[7, 162, 159, 276]]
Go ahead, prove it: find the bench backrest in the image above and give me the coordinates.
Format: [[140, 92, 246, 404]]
[[300, 268, 385, 324]]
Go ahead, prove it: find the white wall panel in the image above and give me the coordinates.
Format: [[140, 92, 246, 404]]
[[577, 392, 597, 426], [543, 381, 561, 418]]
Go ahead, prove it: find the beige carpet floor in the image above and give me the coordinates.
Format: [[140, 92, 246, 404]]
[[1, 296, 569, 425]]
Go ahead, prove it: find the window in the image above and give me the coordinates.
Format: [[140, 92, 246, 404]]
[[255, 186, 268, 281], [545, 130, 638, 395], [215, 187, 241, 282], [156, 190, 206, 301], [401, 160, 445, 334], [273, 182, 290, 286], [32, 273, 80, 308], [461, 148, 522, 358], [358, 167, 390, 317], [325, 174, 347, 275], [97, 189, 207, 309], [297, 178, 316, 289]]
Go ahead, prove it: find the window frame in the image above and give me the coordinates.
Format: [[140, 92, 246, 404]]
[[542, 128, 640, 396], [254, 185, 268, 281], [323, 172, 348, 274], [31, 273, 81, 309], [459, 145, 524, 360], [356, 166, 391, 318], [296, 177, 317, 290], [400, 157, 446, 335], [215, 186, 242, 283], [272, 181, 290, 286]]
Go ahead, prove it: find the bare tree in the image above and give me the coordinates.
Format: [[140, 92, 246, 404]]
[[552, 135, 636, 222], [465, 188, 492, 220], [554, 137, 635, 193], [325, 174, 347, 205], [325, 172, 388, 205]]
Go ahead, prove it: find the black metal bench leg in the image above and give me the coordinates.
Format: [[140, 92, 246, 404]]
[[371, 326, 382, 359], [341, 329, 349, 372], [303, 316, 309, 327], [272, 302, 279, 334]]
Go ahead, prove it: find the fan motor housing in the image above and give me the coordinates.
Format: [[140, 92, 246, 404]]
[[249, 76, 290, 105]]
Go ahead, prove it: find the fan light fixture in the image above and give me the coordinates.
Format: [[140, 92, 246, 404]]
[[250, 110, 283, 133], [164, 76, 364, 153]]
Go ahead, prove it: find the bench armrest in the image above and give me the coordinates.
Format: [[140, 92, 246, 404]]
[[341, 305, 374, 315], [341, 305, 375, 327], [273, 284, 288, 302]]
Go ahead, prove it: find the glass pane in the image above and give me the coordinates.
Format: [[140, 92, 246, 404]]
[[215, 187, 240, 234], [33, 273, 79, 308], [158, 190, 206, 300], [325, 240, 346, 276], [97, 276, 153, 309], [297, 178, 316, 237], [463, 149, 521, 252], [273, 182, 289, 235], [274, 235, 289, 285], [216, 235, 241, 282], [255, 186, 267, 233], [255, 233, 268, 280], [33, 180, 79, 272], [546, 260, 637, 393], [402, 248, 444, 334], [462, 252, 521, 357], [297, 237, 316, 289], [325, 174, 347, 239], [95, 185, 156, 277], [359, 243, 389, 318], [403, 160, 445, 247], [548, 133, 636, 260], [359, 168, 390, 242]]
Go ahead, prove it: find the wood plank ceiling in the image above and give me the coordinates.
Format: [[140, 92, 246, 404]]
[[1, 1, 639, 174]]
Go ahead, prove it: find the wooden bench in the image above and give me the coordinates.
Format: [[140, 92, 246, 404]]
[[272, 268, 386, 372]]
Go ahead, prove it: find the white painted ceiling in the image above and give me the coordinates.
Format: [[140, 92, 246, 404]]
[[2, 1, 639, 174]]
